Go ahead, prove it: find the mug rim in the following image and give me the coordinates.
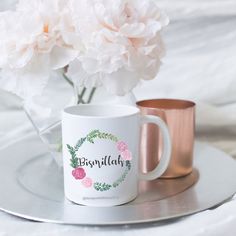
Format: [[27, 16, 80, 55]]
[[63, 104, 140, 119], [137, 98, 195, 110]]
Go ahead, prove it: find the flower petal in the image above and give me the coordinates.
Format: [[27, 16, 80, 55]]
[[8, 46, 34, 69], [120, 23, 146, 37], [101, 68, 139, 96], [66, 59, 101, 88], [0, 54, 50, 99], [50, 46, 78, 70]]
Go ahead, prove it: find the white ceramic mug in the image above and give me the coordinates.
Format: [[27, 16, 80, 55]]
[[62, 104, 171, 206]]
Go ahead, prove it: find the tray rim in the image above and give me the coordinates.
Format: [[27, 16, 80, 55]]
[[0, 136, 236, 226]]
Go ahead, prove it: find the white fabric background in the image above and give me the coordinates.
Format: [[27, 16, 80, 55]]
[[0, 0, 236, 235]]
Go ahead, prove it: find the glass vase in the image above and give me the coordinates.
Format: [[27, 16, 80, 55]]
[[23, 74, 136, 167], [23, 73, 77, 167]]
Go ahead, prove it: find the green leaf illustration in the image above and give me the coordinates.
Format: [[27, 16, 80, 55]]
[[67, 144, 79, 168], [94, 182, 112, 191], [75, 137, 86, 151]]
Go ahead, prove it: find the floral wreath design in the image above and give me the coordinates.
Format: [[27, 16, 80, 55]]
[[66, 130, 132, 192]]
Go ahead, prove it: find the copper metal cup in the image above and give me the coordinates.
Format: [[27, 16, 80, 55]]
[[137, 99, 195, 178]]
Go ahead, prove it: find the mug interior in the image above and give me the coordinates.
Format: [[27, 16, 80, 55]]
[[137, 99, 195, 110], [64, 104, 139, 118]]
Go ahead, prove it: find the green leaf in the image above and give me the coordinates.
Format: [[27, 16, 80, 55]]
[[87, 138, 94, 144], [126, 161, 131, 170], [67, 144, 79, 168], [87, 130, 100, 139], [75, 137, 86, 151], [94, 182, 112, 191]]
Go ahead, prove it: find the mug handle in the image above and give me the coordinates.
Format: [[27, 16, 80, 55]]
[[139, 115, 171, 181]]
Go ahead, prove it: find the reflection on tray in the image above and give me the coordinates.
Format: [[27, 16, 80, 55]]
[[132, 169, 199, 205], [17, 153, 199, 206]]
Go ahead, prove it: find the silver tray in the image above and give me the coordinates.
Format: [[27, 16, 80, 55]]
[[0, 135, 236, 225]]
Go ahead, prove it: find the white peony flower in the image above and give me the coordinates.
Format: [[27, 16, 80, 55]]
[[68, 0, 169, 95], [0, 0, 169, 99], [0, 0, 81, 99]]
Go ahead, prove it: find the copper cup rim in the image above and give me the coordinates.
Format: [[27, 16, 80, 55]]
[[137, 98, 195, 111]]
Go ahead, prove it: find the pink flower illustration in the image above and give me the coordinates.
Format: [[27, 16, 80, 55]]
[[72, 167, 86, 180], [117, 141, 128, 152], [82, 177, 93, 188], [121, 150, 132, 161]]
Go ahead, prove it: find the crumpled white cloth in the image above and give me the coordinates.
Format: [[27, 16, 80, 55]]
[[1, 93, 236, 236], [1, 0, 236, 235]]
